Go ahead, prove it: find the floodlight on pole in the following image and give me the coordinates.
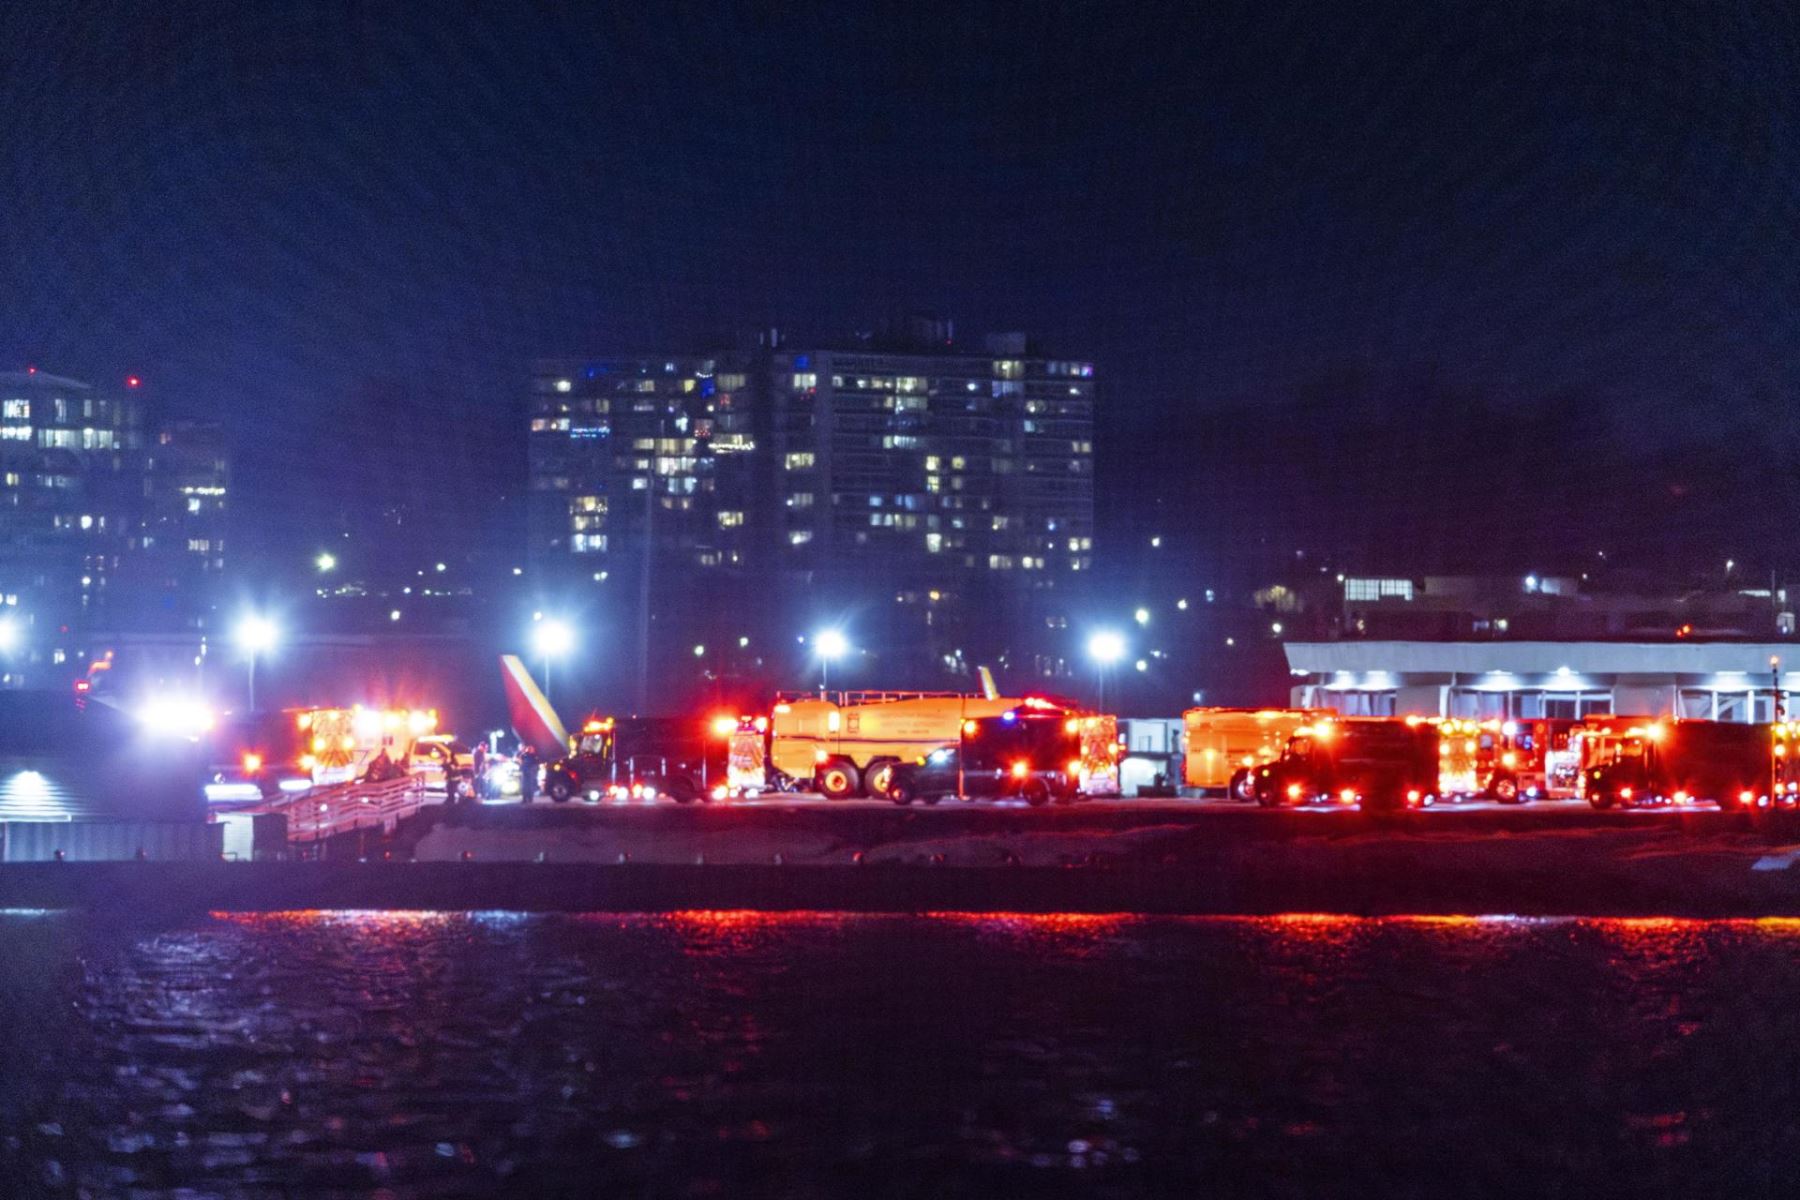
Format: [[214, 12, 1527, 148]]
[[235, 615, 278, 711], [1087, 629, 1126, 711], [814, 628, 849, 693], [532, 617, 575, 702]]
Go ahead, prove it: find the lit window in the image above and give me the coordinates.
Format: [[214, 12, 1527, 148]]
[[789, 530, 813, 546], [784, 452, 815, 471], [786, 493, 814, 509], [926, 532, 943, 553], [555, 379, 572, 393], [717, 511, 745, 527], [792, 372, 818, 390]]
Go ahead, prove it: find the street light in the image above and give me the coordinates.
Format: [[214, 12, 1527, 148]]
[[0, 616, 18, 654], [235, 615, 278, 711], [315, 552, 336, 573], [1087, 629, 1126, 711], [815, 628, 848, 693], [532, 618, 575, 702]]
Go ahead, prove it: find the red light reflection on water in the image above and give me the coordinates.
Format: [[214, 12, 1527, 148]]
[[924, 911, 1132, 931]]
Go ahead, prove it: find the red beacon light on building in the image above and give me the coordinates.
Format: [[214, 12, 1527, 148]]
[[125, 375, 141, 389]]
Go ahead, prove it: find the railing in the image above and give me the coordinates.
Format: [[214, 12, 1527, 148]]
[[246, 776, 426, 843], [774, 689, 974, 706]]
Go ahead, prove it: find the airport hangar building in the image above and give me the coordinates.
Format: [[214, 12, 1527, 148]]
[[1284, 641, 1796, 724]]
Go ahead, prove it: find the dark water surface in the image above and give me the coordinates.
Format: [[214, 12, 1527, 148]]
[[3, 911, 1799, 1197]]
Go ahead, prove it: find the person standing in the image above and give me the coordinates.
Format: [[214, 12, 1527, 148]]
[[471, 740, 488, 801], [518, 742, 539, 803]]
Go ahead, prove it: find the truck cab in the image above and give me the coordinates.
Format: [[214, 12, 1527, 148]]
[[1252, 718, 1439, 811]]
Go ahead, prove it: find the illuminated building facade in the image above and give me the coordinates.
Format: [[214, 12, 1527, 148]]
[[0, 372, 229, 684], [525, 334, 1097, 699]]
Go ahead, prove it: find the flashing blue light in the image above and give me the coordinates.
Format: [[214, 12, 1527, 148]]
[[1002, 711, 1017, 722], [929, 749, 951, 765], [795, 354, 811, 369]]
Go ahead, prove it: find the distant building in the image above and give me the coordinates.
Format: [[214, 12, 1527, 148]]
[[525, 332, 1097, 703], [1286, 640, 1795, 723], [0, 371, 228, 685]]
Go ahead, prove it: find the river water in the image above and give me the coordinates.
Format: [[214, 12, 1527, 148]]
[[2, 911, 1798, 1197]]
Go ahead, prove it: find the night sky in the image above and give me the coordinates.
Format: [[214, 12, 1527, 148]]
[[4, 2, 1797, 577]]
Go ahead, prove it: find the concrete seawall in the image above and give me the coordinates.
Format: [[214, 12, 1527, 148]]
[[4, 818, 1800, 916]]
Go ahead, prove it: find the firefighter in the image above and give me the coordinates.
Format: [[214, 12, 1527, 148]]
[[519, 742, 539, 803], [471, 741, 488, 800]]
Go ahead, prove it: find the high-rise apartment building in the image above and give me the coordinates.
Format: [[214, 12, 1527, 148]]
[[526, 332, 1095, 701]]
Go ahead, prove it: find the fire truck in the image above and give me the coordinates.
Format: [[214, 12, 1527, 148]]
[[1584, 719, 1777, 809], [1183, 707, 1334, 799], [767, 689, 1032, 799], [1774, 722, 1800, 804], [1432, 717, 1485, 799], [1251, 717, 1440, 811], [205, 705, 444, 802]]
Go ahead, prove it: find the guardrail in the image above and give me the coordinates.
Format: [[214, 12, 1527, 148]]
[[246, 776, 427, 843]]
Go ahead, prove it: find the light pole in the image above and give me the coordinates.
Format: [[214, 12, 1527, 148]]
[[815, 629, 848, 695], [1087, 629, 1126, 712], [533, 618, 574, 703], [235, 615, 278, 712]]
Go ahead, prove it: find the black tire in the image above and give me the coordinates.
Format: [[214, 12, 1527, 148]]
[[1589, 792, 1614, 810], [1229, 768, 1256, 802], [1023, 779, 1051, 807], [818, 761, 861, 801], [1491, 776, 1521, 804], [922, 793, 942, 806], [864, 759, 900, 799], [546, 776, 574, 804], [888, 776, 916, 806]]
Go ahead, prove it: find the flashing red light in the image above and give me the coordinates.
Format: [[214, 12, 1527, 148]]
[[26, 365, 35, 375], [72, 679, 91, 694], [125, 376, 141, 388]]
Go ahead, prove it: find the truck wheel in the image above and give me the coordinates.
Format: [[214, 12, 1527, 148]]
[[547, 777, 574, 803], [1229, 768, 1255, 802], [1023, 779, 1051, 807], [818, 761, 861, 801], [888, 777, 916, 806], [864, 760, 899, 798], [1589, 793, 1613, 810], [1491, 777, 1520, 804]]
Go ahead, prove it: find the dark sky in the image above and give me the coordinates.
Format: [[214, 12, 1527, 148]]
[[4, 1, 1797, 569]]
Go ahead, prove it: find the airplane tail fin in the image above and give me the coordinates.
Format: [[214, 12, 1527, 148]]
[[977, 665, 999, 700], [500, 655, 570, 755]]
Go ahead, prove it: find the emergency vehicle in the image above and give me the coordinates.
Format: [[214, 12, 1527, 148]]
[[539, 715, 725, 803], [1584, 719, 1777, 809], [1251, 717, 1440, 811], [1774, 722, 1800, 804], [765, 672, 1032, 799], [883, 701, 1098, 806], [1183, 707, 1334, 798], [205, 704, 443, 802]]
